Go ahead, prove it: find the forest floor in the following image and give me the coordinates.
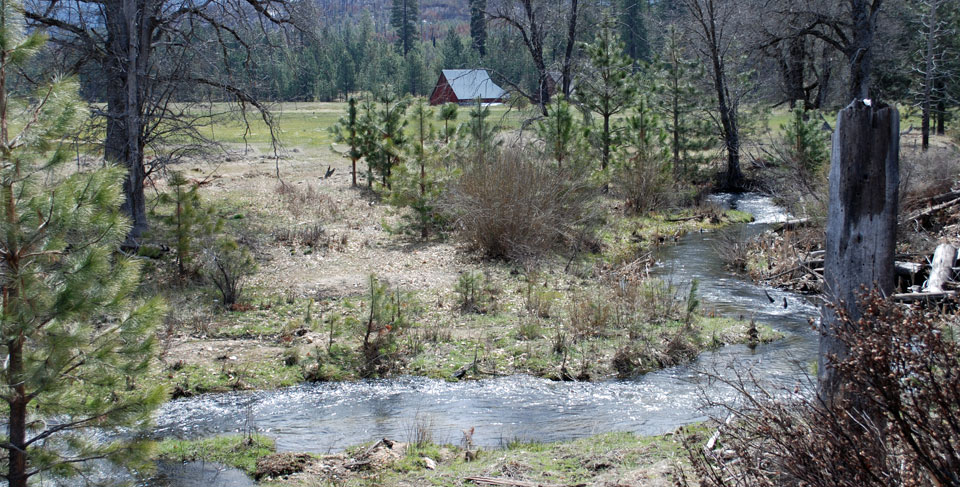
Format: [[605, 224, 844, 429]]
[[142, 127, 774, 397]]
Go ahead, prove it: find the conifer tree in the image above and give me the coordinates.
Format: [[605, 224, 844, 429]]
[[577, 18, 638, 173], [536, 96, 581, 168], [467, 98, 496, 159], [369, 93, 409, 189], [0, 3, 165, 485], [618, 95, 671, 212], [619, 0, 650, 61], [391, 0, 419, 56], [157, 171, 221, 277], [649, 25, 715, 178], [331, 97, 364, 187], [390, 99, 449, 239], [438, 103, 459, 143], [469, 0, 487, 57]]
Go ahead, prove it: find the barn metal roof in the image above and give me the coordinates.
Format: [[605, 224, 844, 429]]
[[441, 69, 505, 100]]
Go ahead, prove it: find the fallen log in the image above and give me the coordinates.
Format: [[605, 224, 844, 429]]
[[465, 477, 568, 487], [924, 243, 957, 293], [903, 197, 960, 223], [775, 218, 811, 232], [892, 291, 957, 303]]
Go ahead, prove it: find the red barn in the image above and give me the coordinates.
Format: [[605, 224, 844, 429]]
[[429, 69, 506, 105]]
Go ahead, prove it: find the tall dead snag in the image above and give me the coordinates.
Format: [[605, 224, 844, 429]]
[[819, 100, 899, 405]]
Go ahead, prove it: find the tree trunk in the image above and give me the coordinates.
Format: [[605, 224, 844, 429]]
[[561, 0, 578, 97], [813, 46, 832, 110], [935, 81, 946, 135], [783, 36, 806, 108], [819, 100, 899, 406], [921, 0, 937, 151], [602, 113, 610, 171], [8, 342, 27, 487], [106, 0, 149, 245], [846, 0, 881, 101]]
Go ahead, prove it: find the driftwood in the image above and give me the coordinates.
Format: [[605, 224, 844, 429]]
[[892, 291, 957, 303], [464, 477, 573, 487], [903, 197, 960, 222], [923, 243, 957, 293], [775, 218, 812, 232]]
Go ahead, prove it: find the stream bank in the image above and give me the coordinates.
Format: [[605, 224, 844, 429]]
[[144, 193, 818, 486]]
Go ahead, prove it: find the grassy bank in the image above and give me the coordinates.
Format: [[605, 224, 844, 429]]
[[153, 429, 705, 486]]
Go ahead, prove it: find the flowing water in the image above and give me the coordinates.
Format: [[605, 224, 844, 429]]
[[148, 193, 819, 486]]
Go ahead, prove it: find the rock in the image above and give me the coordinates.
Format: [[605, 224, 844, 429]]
[[422, 456, 437, 470]]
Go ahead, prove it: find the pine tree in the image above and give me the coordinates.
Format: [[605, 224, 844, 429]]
[[331, 97, 364, 186], [619, 0, 650, 62], [0, 3, 165, 485], [467, 98, 496, 159], [649, 25, 715, 178], [365, 93, 409, 189], [536, 96, 582, 168], [470, 0, 487, 57], [157, 172, 221, 277], [389, 99, 450, 239], [618, 95, 671, 212], [438, 103, 459, 143], [391, 0, 419, 56], [405, 47, 428, 95], [577, 17, 638, 173]]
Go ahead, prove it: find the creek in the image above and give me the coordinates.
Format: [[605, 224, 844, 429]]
[[148, 193, 819, 486]]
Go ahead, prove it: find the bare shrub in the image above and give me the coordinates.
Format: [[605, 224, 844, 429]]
[[619, 149, 674, 214], [680, 291, 960, 487], [204, 238, 256, 308], [275, 182, 341, 220], [567, 292, 612, 339], [712, 228, 753, 272], [445, 145, 601, 261]]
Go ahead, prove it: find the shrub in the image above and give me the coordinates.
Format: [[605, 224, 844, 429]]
[[524, 280, 560, 318], [567, 292, 612, 339], [445, 144, 601, 261], [616, 96, 673, 213], [359, 274, 413, 377], [154, 171, 222, 277], [205, 238, 257, 308], [681, 291, 960, 487], [454, 271, 484, 313]]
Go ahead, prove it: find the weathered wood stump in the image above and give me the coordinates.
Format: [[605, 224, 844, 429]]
[[923, 243, 957, 293], [819, 100, 899, 405]]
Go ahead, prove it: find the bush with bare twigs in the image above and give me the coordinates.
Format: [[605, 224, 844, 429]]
[[445, 145, 602, 261], [679, 291, 960, 487]]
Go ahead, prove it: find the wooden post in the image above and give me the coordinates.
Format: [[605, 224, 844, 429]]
[[818, 100, 899, 405]]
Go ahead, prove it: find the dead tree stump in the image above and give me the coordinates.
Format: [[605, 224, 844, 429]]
[[819, 100, 899, 405], [924, 243, 957, 293]]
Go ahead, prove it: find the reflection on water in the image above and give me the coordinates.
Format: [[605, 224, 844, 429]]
[[145, 462, 255, 487], [149, 193, 819, 484]]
